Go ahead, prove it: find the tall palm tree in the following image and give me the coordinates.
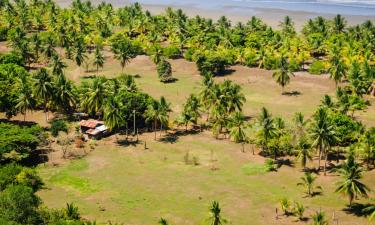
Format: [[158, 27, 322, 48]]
[[228, 111, 247, 152], [145, 100, 161, 140], [53, 74, 76, 113], [159, 96, 171, 134], [16, 76, 35, 121], [257, 107, 276, 151], [33, 68, 54, 121], [208, 201, 226, 225], [333, 14, 346, 34], [104, 96, 124, 132], [93, 46, 105, 75], [328, 47, 346, 86], [272, 55, 294, 93], [335, 150, 369, 206], [111, 39, 137, 72], [295, 137, 312, 170], [297, 172, 322, 197], [80, 77, 108, 116], [309, 107, 337, 175], [51, 53, 67, 76], [75, 41, 87, 73]]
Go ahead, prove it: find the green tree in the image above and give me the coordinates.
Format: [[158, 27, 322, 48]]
[[295, 137, 312, 170], [93, 45, 105, 75], [272, 55, 294, 93], [335, 150, 369, 206], [33, 68, 54, 121], [111, 38, 138, 72], [311, 211, 328, 225], [15, 76, 35, 121], [228, 111, 247, 152], [297, 172, 322, 197]]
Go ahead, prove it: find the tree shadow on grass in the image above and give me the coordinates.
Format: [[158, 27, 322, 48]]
[[276, 158, 295, 168], [0, 119, 37, 127], [215, 69, 236, 77], [159, 133, 179, 144], [343, 203, 374, 218], [116, 138, 139, 147], [282, 91, 301, 96]]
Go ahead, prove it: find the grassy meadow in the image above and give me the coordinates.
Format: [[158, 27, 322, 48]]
[[36, 53, 375, 225]]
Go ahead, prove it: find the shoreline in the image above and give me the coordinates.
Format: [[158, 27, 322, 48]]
[[55, 0, 375, 29]]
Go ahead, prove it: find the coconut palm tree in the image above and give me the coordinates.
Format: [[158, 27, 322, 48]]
[[295, 137, 312, 170], [309, 107, 337, 175], [228, 111, 247, 152], [158, 218, 169, 225], [33, 68, 54, 121], [159, 96, 171, 134], [74, 40, 87, 73], [272, 55, 294, 93], [80, 76, 108, 116], [333, 14, 347, 34], [297, 172, 322, 197], [335, 150, 369, 206], [145, 100, 161, 140], [16, 76, 35, 121], [257, 107, 276, 151], [328, 47, 346, 86], [104, 95, 124, 132], [51, 53, 67, 77], [208, 201, 226, 225], [111, 39, 137, 72], [93, 46, 105, 75], [53, 74, 76, 113]]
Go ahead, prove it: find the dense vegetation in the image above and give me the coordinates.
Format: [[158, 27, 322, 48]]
[[0, 0, 375, 224]]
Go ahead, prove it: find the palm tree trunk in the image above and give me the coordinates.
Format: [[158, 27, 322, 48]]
[[317, 145, 322, 172], [242, 142, 245, 153], [154, 119, 157, 140], [323, 149, 328, 176]]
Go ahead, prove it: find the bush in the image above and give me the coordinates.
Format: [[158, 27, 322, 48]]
[[0, 27, 7, 41], [0, 185, 41, 224], [0, 164, 43, 191], [308, 60, 327, 75], [264, 159, 277, 172], [288, 58, 301, 72], [0, 53, 24, 66], [50, 120, 68, 137], [183, 48, 195, 61], [196, 54, 231, 76], [157, 59, 175, 83], [163, 45, 181, 59]]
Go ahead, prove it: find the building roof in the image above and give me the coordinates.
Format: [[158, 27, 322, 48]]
[[86, 128, 101, 136], [79, 120, 103, 129], [96, 125, 108, 132]]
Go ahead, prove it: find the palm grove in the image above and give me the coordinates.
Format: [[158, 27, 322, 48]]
[[0, 0, 375, 224]]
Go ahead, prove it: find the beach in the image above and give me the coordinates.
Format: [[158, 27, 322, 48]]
[[56, 0, 375, 29]]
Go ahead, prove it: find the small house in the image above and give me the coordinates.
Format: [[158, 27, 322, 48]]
[[79, 120, 108, 139]]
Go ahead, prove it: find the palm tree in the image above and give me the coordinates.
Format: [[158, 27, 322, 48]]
[[335, 150, 369, 206], [295, 137, 312, 170], [272, 55, 294, 93], [333, 14, 346, 34], [80, 77, 108, 116], [111, 39, 137, 72], [43, 33, 56, 59], [309, 107, 337, 175], [93, 46, 105, 75], [293, 202, 305, 221], [145, 100, 161, 140], [257, 107, 276, 151], [33, 68, 54, 121], [208, 201, 226, 225], [75, 41, 87, 73], [297, 172, 322, 197], [51, 53, 67, 76], [311, 211, 328, 225], [104, 96, 124, 132], [16, 76, 35, 121], [328, 47, 346, 86], [228, 111, 247, 152], [159, 96, 171, 134], [53, 74, 76, 113]]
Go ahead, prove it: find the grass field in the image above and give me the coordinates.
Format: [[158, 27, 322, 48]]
[[18, 51, 374, 224]]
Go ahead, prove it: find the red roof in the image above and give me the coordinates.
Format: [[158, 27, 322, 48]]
[[79, 120, 103, 128]]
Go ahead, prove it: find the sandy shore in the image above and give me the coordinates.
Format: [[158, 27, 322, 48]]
[[56, 0, 375, 29]]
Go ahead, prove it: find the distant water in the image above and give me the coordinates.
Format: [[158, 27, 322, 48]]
[[125, 0, 375, 16]]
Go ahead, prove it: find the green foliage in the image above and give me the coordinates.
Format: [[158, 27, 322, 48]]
[[50, 120, 69, 137], [163, 45, 181, 59], [0, 185, 41, 224], [308, 60, 328, 75], [196, 54, 232, 76], [0, 123, 42, 162], [264, 159, 277, 172], [329, 111, 364, 145], [0, 53, 24, 66], [157, 59, 175, 83], [0, 163, 43, 192]]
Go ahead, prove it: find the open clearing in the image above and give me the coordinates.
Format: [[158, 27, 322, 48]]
[[22, 53, 375, 224]]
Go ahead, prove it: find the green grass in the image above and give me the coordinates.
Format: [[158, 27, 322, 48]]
[[37, 134, 375, 225]]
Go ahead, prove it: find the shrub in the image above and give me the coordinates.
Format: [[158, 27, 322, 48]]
[[0, 53, 24, 66], [0, 27, 7, 41], [157, 59, 175, 83], [0, 185, 41, 224], [50, 120, 68, 137], [308, 60, 327, 75], [264, 159, 277, 172], [183, 48, 195, 61], [0, 164, 43, 191], [163, 45, 181, 59], [196, 54, 231, 76], [288, 58, 301, 72]]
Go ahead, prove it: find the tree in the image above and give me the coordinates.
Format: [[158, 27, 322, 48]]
[[297, 172, 322, 197], [328, 47, 346, 86], [176, 94, 200, 131], [309, 107, 337, 175], [74, 40, 87, 73], [111, 38, 138, 72], [0, 185, 40, 224], [80, 76, 108, 116], [208, 201, 226, 225], [256, 107, 276, 151], [93, 46, 105, 75], [157, 59, 174, 83], [53, 74, 76, 113], [145, 100, 161, 140], [333, 14, 346, 34], [33, 68, 54, 121], [335, 150, 369, 206], [228, 111, 247, 152], [272, 55, 294, 93], [51, 53, 67, 77], [295, 137, 312, 170], [15, 76, 35, 121], [158, 218, 169, 225], [104, 96, 124, 132]]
